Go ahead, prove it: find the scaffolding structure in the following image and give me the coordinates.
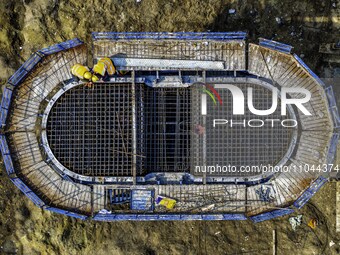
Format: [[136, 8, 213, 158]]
[[0, 32, 338, 222]]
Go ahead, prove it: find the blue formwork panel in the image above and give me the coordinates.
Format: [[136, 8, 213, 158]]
[[293, 176, 328, 209], [45, 206, 88, 220], [180, 214, 203, 220], [250, 208, 295, 223], [10, 178, 45, 207], [0, 87, 13, 110], [158, 214, 181, 220], [0, 135, 14, 175], [92, 32, 247, 41], [7, 53, 42, 86], [114, 214, 138, 220], [0, 87, 13, 127], [202, 214, 224, 220], [92, 213, 247, 221], [325, 86, 340, 128], [259, 38, 293, 54], [38, 38, 83, 56], [137, 214, 159, 221], [2, 154, 14, 175], [223, 214, 247, 220], [327, 133, 339, 165], [93, 213, 117, 221], [293, 54, 325, 87]]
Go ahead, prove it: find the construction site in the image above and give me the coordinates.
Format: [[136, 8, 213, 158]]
[[0, 32, 338, 223], [0, 0, 339, 254]]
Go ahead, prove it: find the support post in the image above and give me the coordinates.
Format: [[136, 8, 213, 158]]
[[132, 70, 137, 185]]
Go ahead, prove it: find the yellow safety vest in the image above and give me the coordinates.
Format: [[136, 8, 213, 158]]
[[99, 57, 116, 75], [93, 61, 106, 76], [71, 64, 90, 79]]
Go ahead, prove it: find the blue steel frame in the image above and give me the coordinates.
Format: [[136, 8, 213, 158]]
[[259, 38, 293, 54], [92, 32, 247, 41], [0, 33, 337, 222]]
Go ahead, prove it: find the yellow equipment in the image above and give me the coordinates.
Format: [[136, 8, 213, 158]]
[[71, 64, 92, 81], [156, 196, 176, 209], [99, 57, 116, 75]]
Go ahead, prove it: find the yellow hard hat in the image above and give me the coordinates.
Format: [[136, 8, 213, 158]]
[[84, 71, 92, 80], [92, 75, 99, 82]]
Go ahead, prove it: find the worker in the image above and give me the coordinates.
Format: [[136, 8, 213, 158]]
[[98, 57, 116, 75], [71, 64, 92, 81], [93, 61, 106, 76]]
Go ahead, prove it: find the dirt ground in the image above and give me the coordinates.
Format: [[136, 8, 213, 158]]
[[0, 0, 339, 254]]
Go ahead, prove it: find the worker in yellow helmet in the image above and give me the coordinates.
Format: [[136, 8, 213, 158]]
[[98, 57, 116, 75]]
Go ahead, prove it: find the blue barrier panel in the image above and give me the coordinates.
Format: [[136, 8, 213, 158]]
[[0, 87, 13, 127], [136, 215, 159, 221], [250, 208, 295, 223], [38, 38, 83, 56], [45, 206, 88, 220], [325, 86, 340, 128], [158, 214, 181, 220], [259, 38, 293, 54], [202, 214, 224, 220], [93, 213, 117, 221], [327, 133, 339, 165], [0, 135, 10, 154], [10, 178, 45, 207], [0, 135, 15, 175], [91, 213, 247, 221], [8, 53, 42, 86], [223, 214, 247, 220], [1, 87, 13, 110], [92, 32, 247, 41], [293, 176, 328, 209], [180, 214, 203, 220], [114, 214, 138, 220], [293, 54, 325, 87]]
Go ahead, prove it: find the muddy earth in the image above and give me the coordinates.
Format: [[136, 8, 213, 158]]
[[0, 0, 339, 254]]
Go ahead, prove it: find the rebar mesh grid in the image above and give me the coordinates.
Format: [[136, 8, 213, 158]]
[[137, 86, 191, 173], [47, 82, 292, 178], [191, 83, 293, 176], [47, 83, 134, 176]]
